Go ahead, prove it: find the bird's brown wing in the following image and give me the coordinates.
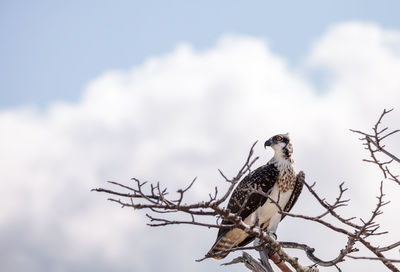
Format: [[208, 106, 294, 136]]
[[281, 170, 305, 219], [216, 163, 280, 241]]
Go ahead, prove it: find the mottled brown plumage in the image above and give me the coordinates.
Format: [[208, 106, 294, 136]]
[[282, 170, 304, 219], [207, 134, 304, 259]]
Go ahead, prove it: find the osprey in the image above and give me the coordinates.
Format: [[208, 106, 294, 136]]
[[207, 133, 304, 259]]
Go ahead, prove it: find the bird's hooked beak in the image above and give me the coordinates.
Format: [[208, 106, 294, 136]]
[[264, 138, 272, 148]]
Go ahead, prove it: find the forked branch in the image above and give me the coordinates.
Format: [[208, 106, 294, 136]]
[[93, 109, 400, 272]]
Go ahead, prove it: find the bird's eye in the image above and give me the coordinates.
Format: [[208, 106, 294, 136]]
[[276, 136, 282, 141]]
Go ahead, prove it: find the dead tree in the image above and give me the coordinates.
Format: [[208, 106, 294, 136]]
[[92, 109, 400, 272]]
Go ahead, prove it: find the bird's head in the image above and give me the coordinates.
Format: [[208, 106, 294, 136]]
[[264, 133, 293, 160]]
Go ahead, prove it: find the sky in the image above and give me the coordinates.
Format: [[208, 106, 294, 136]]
[[1, 1, 400, 272], [2, 0, 400, 109]]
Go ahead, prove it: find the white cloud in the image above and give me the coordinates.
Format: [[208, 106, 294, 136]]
[[1, 22, 400, 271]]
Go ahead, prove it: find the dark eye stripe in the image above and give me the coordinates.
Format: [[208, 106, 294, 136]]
[[274, 135, 289, 143]]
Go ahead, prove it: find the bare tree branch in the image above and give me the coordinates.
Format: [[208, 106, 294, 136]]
[[93, 109, 400, 272], [350, 108, 400, 185], [222, 252, 269, 272]]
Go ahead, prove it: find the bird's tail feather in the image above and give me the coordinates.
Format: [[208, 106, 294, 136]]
[[207, 236, 236, 260]]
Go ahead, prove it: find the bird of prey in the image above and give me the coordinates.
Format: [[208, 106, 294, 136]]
[[207, 133, 304, 259]]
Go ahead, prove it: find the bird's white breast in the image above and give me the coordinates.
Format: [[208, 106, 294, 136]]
[[260, 184, 292, 219], [245, 183, 293, 233]]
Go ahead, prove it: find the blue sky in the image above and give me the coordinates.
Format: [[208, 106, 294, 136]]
[[1, 0, 400, 108]]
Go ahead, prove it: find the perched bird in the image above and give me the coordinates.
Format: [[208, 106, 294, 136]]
[[207, 133, 304, 259]]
